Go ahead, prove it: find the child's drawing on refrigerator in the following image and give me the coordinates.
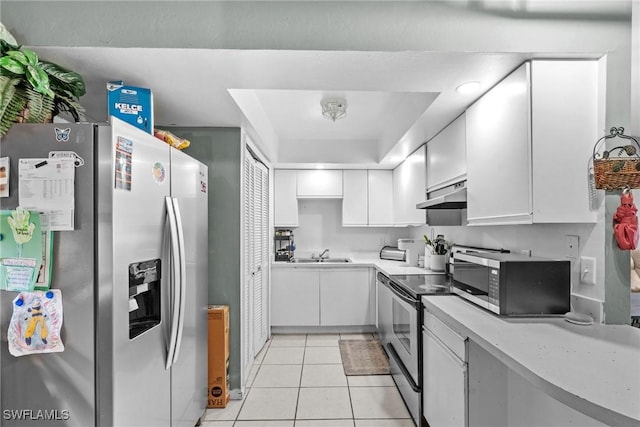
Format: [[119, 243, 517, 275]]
[[8, 290, 64, 356]]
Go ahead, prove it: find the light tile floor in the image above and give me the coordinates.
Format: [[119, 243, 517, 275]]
[[202, 333, 414, 427]]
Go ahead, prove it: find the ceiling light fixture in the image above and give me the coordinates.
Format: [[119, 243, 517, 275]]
[[321, 98, 348, 122], [456, 81, 481, 94]]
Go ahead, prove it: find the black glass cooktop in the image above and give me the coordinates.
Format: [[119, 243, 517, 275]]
[[389, 274, 452, 299]]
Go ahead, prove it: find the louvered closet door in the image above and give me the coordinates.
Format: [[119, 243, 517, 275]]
[[242, 147, 270, 388], [242, 153, 254, 383], [252, 161, 269, 352]]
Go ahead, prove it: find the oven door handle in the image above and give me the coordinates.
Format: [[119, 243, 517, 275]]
[[386, 343, 421, 393], [385, 280, 420, 309]]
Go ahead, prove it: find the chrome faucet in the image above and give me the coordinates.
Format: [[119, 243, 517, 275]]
[[319, 249, 330, 259]]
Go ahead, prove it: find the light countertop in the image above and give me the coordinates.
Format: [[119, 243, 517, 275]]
[[422, 295, 640, 426], [272, 256, 442, 276]]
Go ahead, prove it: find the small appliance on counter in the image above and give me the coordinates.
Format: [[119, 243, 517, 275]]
[[274, 229, 295, 261], [452, 251, 570, 316], [379, 245, 406, 262], [398, 238, 424, 267]]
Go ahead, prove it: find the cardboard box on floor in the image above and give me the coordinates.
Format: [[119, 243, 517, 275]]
[[208, 305, 230, 408]]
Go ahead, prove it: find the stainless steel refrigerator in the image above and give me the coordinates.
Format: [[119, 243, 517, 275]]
[[0, 117, 208, 427]]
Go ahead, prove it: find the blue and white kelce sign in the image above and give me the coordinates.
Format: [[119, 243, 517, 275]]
[[107, 81, 154, 134]]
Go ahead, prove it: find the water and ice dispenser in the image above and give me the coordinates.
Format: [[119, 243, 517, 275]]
[[128, 259, 161, 339]]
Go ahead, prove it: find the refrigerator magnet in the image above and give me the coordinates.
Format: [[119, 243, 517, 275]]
[[152, 162, 166, 184]]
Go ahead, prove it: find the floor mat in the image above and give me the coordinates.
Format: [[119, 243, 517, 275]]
[[338, 339, 390, 375]]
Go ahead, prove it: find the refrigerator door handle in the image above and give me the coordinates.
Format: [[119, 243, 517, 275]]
[[165, 196, 181, 370], [171, 197, 187, 365]]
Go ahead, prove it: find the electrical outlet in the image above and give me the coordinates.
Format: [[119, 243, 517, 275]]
[[520, 249, 531, 256], [565, 235, 579, 259], [580, 256, 596, 285]]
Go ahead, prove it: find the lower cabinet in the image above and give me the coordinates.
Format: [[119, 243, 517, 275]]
[[423, 309, 468, 427], [271, 267, 372, 327], [271, 269, 320, 326], [320, 269, 372, 326]]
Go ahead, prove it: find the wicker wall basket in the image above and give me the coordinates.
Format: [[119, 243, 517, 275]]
[[592, 127, 640, 190]]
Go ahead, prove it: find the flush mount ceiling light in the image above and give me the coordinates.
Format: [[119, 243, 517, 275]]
[[321, 98, 348, 122], [456, 81, 481, 94]]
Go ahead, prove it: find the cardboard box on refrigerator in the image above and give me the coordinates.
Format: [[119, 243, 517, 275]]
[[106, 81, 154, 134], [207, 305, 230, 408]]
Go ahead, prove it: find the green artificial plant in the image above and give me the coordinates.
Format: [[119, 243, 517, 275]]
[[0, 23, 86, 136]]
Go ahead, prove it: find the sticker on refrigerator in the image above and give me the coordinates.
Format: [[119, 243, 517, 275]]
[[152, 162, 166, 184], [115, 136, 133, 191], [7, 289, 64, 357], [0, 156, 9, 198], [53, 127, 71, 142], [0, 208, 43, 292], [49, 151, 85, 168], [18, 158, 76, 231], [200, 170, 207, 194]]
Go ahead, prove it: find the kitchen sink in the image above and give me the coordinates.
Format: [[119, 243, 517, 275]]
[[291, 258, 352, 263]]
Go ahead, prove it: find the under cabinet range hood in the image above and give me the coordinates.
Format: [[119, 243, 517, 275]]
[[417, 181, 467, 210]]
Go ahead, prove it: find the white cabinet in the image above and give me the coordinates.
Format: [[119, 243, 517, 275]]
[[423, 308, 468, 427], [342, 170, 369, 226], [465, 60, 599, 225], [270, 268, 319, 326], [270, 267, 374, 327], [320, 268, 372, 326], [393, 145, 426, 226], [274, 170, 299, 227], [426, 113, 466, 191], [368, 170, 394, 226], [342, 170, 394, 227], [297, 170, 343, 198]]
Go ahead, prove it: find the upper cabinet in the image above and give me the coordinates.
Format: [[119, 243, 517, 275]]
[[393, 145, 426, 226], [342, 169, 394, 226], [297, 170, 343, 198], [274, 169, 299, 227], [465, 60, 599, 225], [368, 170, 394, 226], [342, 170, 368, 226], [426, 114, 466, 191]]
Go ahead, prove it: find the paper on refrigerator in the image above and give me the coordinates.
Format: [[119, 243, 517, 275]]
[[0, 209, 43, 292], [0, 156, 9, 197], [18, 158, 75, 231], [7, 290, 64, 357]]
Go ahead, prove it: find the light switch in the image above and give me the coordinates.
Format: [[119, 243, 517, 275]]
[[580, 256, 596, 285]]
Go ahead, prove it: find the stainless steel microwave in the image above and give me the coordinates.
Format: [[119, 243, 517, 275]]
[[451, 252, 571, 316]]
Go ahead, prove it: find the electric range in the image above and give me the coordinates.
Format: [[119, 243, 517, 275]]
[[376, 272, 452, 427]]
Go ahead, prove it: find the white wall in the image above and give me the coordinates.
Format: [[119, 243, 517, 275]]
[[293, 199, 405, 257]]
